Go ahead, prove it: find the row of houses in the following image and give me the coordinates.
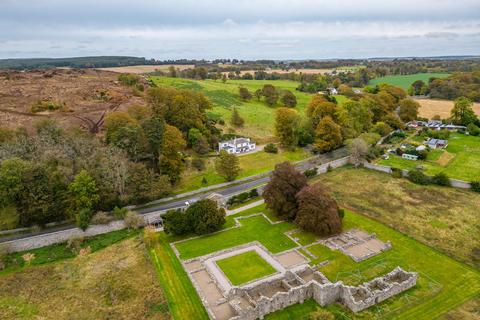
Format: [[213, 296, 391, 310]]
[[407, 120, 466, 131]]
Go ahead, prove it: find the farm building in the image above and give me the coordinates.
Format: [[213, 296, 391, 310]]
[[425, 138, 448, 149], [218, 137, 256, 154]]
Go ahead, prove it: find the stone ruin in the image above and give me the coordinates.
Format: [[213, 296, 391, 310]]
[[227, 265, 417, 319], [321, 229, 392, 262], [180, 241, 416, 320]]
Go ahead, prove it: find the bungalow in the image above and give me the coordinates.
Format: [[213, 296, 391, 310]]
[[409, 120, 466, 131], [218, 137, 256, 154], [425, 138, 448, 149]]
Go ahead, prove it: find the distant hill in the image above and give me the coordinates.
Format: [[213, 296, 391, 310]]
[[0, 56, 154, 70]]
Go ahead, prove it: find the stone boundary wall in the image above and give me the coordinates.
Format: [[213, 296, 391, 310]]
[[1, 220, 126, 252], [364, 162, 472, 189], [315, 156, 351, 174]]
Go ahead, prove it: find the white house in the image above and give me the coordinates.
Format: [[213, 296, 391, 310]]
[[402, 154, 418, 161], [218, 137, 256, 154]]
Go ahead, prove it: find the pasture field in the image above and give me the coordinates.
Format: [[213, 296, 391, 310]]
[[0, 235, 170, 320], [377, 133, 480, 182], [368, 73, 450, 90], [313, 167, 480, 268], [149, 77, 313, 143], [157, 202, 480, 319], [175, 148, 310, 194], [216, 250, 277, 285], [416, 98, 480, 119]]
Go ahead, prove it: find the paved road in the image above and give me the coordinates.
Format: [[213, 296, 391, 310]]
[[0, 147, 347, 243]]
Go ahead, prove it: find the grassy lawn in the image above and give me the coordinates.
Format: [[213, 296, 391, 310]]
[[377, 133, 480, 181], [313, 167, 480, 268], [174, 148, 310, 194], [368, 73, 450, 90], [216, 250, 277, 285], [174, 214, 298, 260], [150, 77, 313, 143], [0, 237, 169, 319]]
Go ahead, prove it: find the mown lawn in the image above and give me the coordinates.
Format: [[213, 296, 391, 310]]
[[216, 250, 277, 285], [174, 148, 310, 194], [174, 214, 298, 260], [377, 133, 480, 181], [149, 77, 313, 143], [368, 73, 450, 90]]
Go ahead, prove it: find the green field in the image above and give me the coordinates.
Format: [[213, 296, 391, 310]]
[[368, 73, 450, 90], [377, 133, 480, 181], [216, 250, 277, 285], [149, 77, 350, 143], [175, 148, 310, 193], [154, 201, 480, 319]]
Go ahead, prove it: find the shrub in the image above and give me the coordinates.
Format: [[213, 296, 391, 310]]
[[467, 123, 480, 136], [31, 100, 64, 113], [337, 208, 345, 219], [471, 181, 480, 192], [90, 211, 113, 225], [124, 211, 144, 229], [408, 170, 430, 185], [432, 173, 451, 186], [249, 188, 259, 198], [113, 206, 128, 219], [428, 129, 450, 139], [391, 167, 403, 178], [118, 73, 140, 86], [67, 235, 85, 253], [264, 143, 278, 153], [304, 168, 318, 178], [201, 177, 208, 185], [143, 226, 159, 248], [76, 208, 93, 231], [191, 158, 206, 171]]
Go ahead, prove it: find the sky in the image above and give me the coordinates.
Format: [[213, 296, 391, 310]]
[[0, 0, 479, 60]]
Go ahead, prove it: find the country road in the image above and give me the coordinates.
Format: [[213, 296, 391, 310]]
[[0, 147, 348, 243]]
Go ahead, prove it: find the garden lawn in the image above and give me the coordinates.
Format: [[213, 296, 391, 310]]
[[368, 73, 450, 90], [377, 133, 480, 181], [216, 250, 277, 285], [149, 77, 313, 143], [174, 214, 297, 260], [174, 148, 310, 194]]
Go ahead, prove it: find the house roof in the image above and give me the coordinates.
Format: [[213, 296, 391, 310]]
[[426, 138, 447, 145], [220, 137, 252, 145]]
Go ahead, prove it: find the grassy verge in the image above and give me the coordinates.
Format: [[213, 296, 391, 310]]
[[149, 233, 209, 320]]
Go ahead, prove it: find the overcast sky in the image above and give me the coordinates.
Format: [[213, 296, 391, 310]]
[[1, 0, 479, 60]]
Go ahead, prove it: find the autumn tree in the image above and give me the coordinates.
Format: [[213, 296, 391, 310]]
[[275, 107, 300, 148], [141, 116, 164, 171], [451, 97, 478, 126], [335, 101, 372, 139], [262, 84, 278, 106], [160, 124, 186, 183], [281, 90, 297, 107], [348, 138, 369, 167], [263, 162, 308, 220], [398, 98, 420, 122], [306, 95, 337, 128], [295, 182, 342, 236], [239, 87, 252, 101], [215, 150, 240, 181], [314, 116, 343, 153], [231, 107, 245, 127]]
